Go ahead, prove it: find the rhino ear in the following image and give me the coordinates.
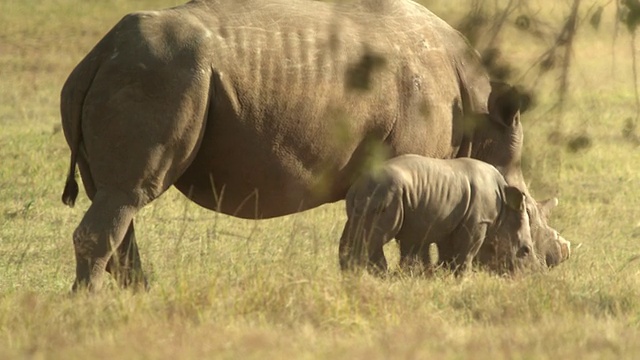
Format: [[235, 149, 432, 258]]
[[504, 186, 525, 211], [489, 81, 521, 127], [539, 197, 559, 217]]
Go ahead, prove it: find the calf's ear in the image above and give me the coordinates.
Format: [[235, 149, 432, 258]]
[[539, 197, 559, 217], [504, 186, 525, 211]]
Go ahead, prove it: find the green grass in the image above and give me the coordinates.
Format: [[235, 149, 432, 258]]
[[1, 0, 640, 358]]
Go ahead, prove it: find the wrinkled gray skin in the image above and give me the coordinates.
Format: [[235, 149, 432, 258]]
[[406, 192, 571, 274], [521, 198, 571, 267], [60, 0, 568, 291], [339, 155, 534, 275]]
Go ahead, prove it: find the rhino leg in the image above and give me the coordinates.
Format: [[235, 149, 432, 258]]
[[398, 238, 432, 274], [435, 240, 456, 271], [338, 218, 388, 274], [338, 219, 366, 271], [75, 152, 147, 290], [71, 191, 139, 292], [66, 52, 211, 292], [339, 209, 399, 274], [398, 240, 422, 268], [71, 154, 202, 292], [446, 224, 488, 276], [105, 221, 147, 290], [340, 186, 405, 274]]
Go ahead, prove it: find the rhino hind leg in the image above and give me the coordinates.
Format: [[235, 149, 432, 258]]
[[105, 221, 148, 290], [339, 212, 397, 275], [75, 153, 147, 290], [71, 190, 139, 292], [338, 218, 379, 272]]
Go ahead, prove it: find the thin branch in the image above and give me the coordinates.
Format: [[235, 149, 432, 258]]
[[631, 30, 640, 121], [557, 0, 581, 117], [484, 0, 518, 47], [613, 0, 621, 76]]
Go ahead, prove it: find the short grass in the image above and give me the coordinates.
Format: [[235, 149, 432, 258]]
[[1, 0, 639, 358]]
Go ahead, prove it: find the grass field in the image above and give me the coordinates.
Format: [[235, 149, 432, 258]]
[[1, 0, 639, 358]]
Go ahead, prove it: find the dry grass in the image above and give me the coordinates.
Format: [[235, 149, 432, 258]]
[[1, 0, 639, 358]]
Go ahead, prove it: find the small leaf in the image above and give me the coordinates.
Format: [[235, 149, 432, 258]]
[[515, 15, 530, 31], [481, 48, 501, 68], [590, 6, 603, 29], [566, 134, 592, 153], [622, 117, 636, 139], [457, 14, 486, 46], [621, 0, 640, 32], [345, 49, 387, 92]]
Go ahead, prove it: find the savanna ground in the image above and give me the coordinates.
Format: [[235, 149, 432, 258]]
[[1, 0, 639, 358]]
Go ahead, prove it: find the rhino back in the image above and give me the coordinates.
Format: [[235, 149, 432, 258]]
[[451, 158, 505, 223], [378, 156, 472, 237], [384, 156, 503, 237], [201, 0, 464, 127]]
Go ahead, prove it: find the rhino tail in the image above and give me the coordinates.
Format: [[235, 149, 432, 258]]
[[60, 73, 84, 208], [62, 171, 79, 207], [60, 83, 82, 208], [60, 39, 108, 207], [60, 67, 90, 208]]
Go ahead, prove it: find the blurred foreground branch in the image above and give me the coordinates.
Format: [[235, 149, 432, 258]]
[[455, 0, 639, 126]]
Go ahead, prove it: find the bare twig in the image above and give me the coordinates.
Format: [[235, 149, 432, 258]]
[[613, 0, 620, 76], [631, 30, 640, 121], [484, 0, 518, 47], [557, 0, 581, 118]]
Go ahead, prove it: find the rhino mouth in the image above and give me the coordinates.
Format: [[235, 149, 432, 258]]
[[542, 230, 571, 267], [558, 234, 571, 261], [516, 244, 532, 259]]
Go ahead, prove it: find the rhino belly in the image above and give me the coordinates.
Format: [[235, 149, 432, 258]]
[[174, 114, 358, 219], [173, 105, 461, 219]]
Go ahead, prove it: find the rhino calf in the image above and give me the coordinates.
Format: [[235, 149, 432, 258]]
[[339, 155, 533, 275]]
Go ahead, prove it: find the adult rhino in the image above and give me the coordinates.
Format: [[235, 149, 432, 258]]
[[60, 0, 567, 291]]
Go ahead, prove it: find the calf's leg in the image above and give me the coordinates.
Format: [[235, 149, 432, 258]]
[[339, 200, 402, 274], [398, 238, 433, 274], [447, 224, 488, 276]]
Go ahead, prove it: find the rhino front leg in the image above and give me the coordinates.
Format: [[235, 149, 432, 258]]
[[398, 238, 432, 274], [398, 239, 421, 269], [436, 240, 456, 271], [446, 224, 488, 276], [105, 220, 147, 290]]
